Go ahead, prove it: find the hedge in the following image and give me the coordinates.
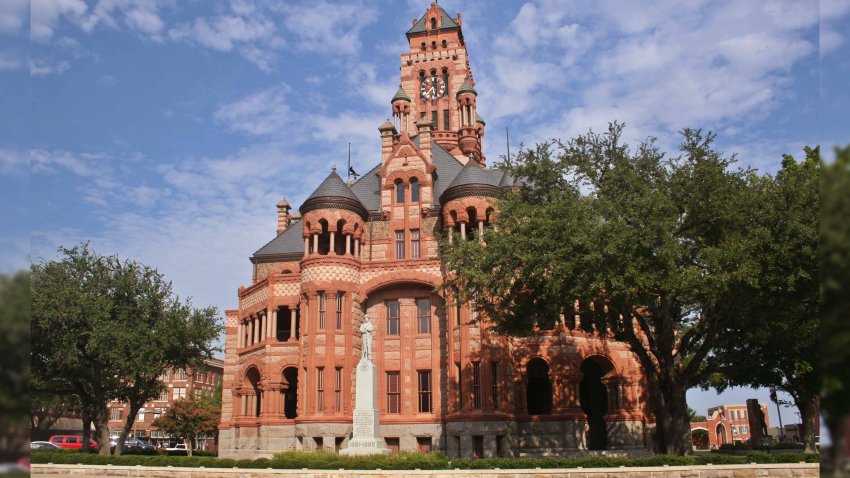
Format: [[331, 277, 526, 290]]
[[31, 449, 819, 470]]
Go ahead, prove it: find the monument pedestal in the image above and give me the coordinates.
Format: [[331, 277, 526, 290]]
[[340, 358, 389, 456]]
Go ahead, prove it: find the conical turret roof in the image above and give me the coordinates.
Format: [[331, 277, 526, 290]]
[[300, 169, 367, 217], [456, 77, 477, 96], [391, 85, 411, 102], [441, 160, 501, 202]]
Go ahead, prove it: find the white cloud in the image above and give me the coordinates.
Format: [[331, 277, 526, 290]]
[[0, 0, 27, 35], [214, 84, 291, 136], [31, 0, 89, 43], [274, 0, 377, 55], [30, 57, 71, 75]]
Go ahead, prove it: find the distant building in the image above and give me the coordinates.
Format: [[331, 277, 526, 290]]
[[106, 358, 223, 449], [689, 403, 770, 449]]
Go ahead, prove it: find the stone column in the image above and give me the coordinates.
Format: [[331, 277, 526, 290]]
[[355, 238, 361, 257], [237, 322, 243, 348], [304, 237, 309, 255], [313, 234, 319, 254], [270, 309, 278, 342], [460, 222, 466, 240], [345, 234, 351, 255], [329, 231, 336, 255], [253, 316, 259, 344], [478, 220, 484, 242], [290, 309, 297, 342], [448, 227, 453, 243]]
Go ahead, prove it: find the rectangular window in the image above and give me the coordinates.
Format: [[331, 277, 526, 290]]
[[336, 292, 343, 329], [456, 364, 462, 410], [386, 300, 400, 335], [174, 369, 187, 380], [431, 110, 438, 129], [454, 295, 461, 326], [110, 408, 123, 421], [417, 436, 432, 453], [395, 231, 405, 259], [411, 229, 421, 258], [158, 390, 168, 401], [418, 370, 432, 413], [416, 298, 430, 334], [443, 109, 449, 131], [496, 435, 505, 457], [318, 292, 326, 330], [386, 437, 400, 453], [473, 435, 484, 458], [387, 372, 400, 413], [317, 367, 325, 412], [335, 367, 342, 412], [491, 361, 499, 409], [472, 362, 481, 409]]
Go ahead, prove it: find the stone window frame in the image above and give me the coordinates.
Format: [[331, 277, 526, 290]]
[[386, 371, 401, 413], [317, 367, 325, 412], [318, 291, 326, 330], [416, 297, 430, 334], [417, 369, 432, 413], [386, 299, 400, 335], [411, 229, 421, 259], [472, 362, 481, 409]]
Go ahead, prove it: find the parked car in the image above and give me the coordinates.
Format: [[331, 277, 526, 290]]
[[165, 443, 188, 455], [30, 441, 61, 450], [110, 438, 156, 453], [48, 435, 99, 451]]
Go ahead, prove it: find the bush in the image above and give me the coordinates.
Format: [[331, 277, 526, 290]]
[[30, 449, 820, 470]]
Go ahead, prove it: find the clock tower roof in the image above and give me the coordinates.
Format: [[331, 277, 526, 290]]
[[407, 3, 460, 38]]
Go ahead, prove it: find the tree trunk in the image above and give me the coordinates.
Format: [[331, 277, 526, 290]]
[[795, 394, 819, 454], [186, 437, 193, 457], [113, 401, 141, 456], [826, 415, 846, 478], [80, 404, 91, 453], [92, 403, 111, 456]]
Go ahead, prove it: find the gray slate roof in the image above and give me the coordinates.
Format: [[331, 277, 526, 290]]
[[304, 170, 360, 204], [253, 218, 304, 258], [391, 85, 411, 102], [349, 163, 382, 212], [407, 5, 459, 36], [446, 160, 502, 189], [457, 77, 476, 96]]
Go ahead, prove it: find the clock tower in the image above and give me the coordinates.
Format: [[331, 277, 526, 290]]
[[391, 2, 485, 164]]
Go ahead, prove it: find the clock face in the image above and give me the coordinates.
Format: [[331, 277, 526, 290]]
[[420, 76, 446, 100]]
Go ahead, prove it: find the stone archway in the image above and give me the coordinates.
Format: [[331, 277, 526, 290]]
[[526, 357, 552, 415], [580, 357, 613, 450], [245, 367, 262, 417], [282, 367, 298, 419], [692, 428, 709, 450]]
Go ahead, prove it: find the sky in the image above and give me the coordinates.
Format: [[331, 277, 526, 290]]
[[3, 0, 848, 431]]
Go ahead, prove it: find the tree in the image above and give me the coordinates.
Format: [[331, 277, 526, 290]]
[[688, 407, 706, 423], [710, 149, 821, 453], [821, 145, 850, 475], [0, 272, 30, 461], [31, 244, 221, 455], [440, 124, 759, 455], [152, 393, 220, 456]]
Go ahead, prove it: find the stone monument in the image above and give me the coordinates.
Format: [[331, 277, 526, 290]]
[[340, 315, 389, 455]]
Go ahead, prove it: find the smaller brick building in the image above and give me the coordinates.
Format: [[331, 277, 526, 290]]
[[690, 403, 770, 450], [106, 359, 224, 449]]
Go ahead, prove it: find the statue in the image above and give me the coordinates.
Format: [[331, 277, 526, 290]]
[[360, 314, 374, 361]]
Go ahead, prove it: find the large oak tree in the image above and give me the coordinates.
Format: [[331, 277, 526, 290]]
[[441, 124, 759, 455], [31, 244, 221, 455]]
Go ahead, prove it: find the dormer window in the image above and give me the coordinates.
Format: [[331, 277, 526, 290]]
[[431, 17, 437, 30], [395, 179, 404, 203], [410, 177, 420, 202]]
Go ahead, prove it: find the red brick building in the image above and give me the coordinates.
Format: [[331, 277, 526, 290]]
[[219, 3, 652, 459], [107, 359, 223, 449], [689, 403, 770, 449]]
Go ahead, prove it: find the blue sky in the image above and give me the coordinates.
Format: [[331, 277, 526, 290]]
[[3, 0, 848, 430]]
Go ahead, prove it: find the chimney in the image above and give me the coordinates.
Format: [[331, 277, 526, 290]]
[[276, 198, 291, 235], [378, 119, 397, 165], [416, 119, 433, 158]]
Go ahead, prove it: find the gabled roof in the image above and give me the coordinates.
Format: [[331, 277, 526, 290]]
[[407, 5, 459, 36], [253, 218, 304, 259]]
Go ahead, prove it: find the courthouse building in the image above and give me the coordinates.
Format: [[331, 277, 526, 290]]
[[219, 3, 652, 459]]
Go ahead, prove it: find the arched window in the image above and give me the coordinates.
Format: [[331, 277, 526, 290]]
[[431, 17, 437, 30], [580, 357, 614, 450], [441, 39, 447, 48], [431, 41, 437, 50], [282, 367, 298, 419], [526, 358, 552, 415], [395, 179, 404, 203], [410, 178, 419, 202], [246, 368, 262, 417], [420, 42, 426, 51]]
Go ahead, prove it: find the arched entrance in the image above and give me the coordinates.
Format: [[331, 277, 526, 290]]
[[691, 428, 709, 450], [715, 423, 727, 445], [580, 356, 613, 450], [526, 358, 552, 415], [282, 367, 298, 419], [246, 367, 262, 417]]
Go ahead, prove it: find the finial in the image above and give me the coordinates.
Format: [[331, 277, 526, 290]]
[[332, 164, 337, 172]]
